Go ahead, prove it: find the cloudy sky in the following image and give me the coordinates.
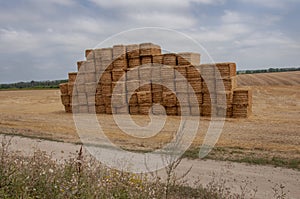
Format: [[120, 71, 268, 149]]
[[0, 0, 299, 83]]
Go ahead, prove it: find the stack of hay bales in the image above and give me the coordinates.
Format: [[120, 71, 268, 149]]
[[59, 43, 252, 118]]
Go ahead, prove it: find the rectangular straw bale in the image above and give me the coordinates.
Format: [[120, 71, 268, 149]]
[[139, 105, 151, 115], [70, 94, 78, 105], [166, 107, 177, 115], [100, 59, 113, 71], [161, 67, 175, 80], [84, 72, 96, 83], [59, 83, 69, 95], [190, 105, 201, 116], [175, 79, 188, 92], [177, 52, 200, 65], [126, 44, 140, 58], [176, 92, 189, 106], [116, 105, 129, 114], [162, 80, 175, 92], [87, 94, 96, 105], [75, 83, 85, 95], [200, 104, 216, 117], [199, 64, 215, 79], [101, 84, 112, 95], [78, 105, 89, 113], [61, 94, 70, 106], [128, 58, 140, 69], [141, 56, 152, 65], [95, 105, 106, 114], [140, 43, 161, 56], [174, 65, 188, 79], [216, 91, 233, 107], [202, 79, 216, 93], [163, 53, 177, 66], [71, 104, 79, 113], [111, 94, 127, 107], [113, 58, 127, 70], [85, 49, 94, 61], [77, 61, 85, 71], [129, 105, 139, 115], [189, 92, 203, 105], [217, 106, 233, 118], [216, 77, 237, 91], [137, 91, 152, 104], [232, 104, 251, 118], [95, 94, 105, 105], [152, 104, 165, 115], [152, 91, 162, 103], [68, 72, 77, 83], [126, 68, 139, 81], [100, 71, 112, 84], [103, 94, 112, 106], [152, 55, 164, 64], [139, 66, 152, 80], [187, 66, 201, 80], [112, 81, 126, 94], [77, 93, 87, 105], [113, 45, 126, 59], [233, 88, 252, 105], [84, 60, 96, 72], [138, 83, 151, 92], [68, 83, 75, 95], [188, 78, 202, 93], [162, 92, 177, 107], [98, 48, 113, 61], [112, 69, 125, 82], [127, 92, 138, 105], [203, 93, 217, 105], [84, 82, 97, 94], [177, 106, 191, 116], [126, 80, 140, 93], [151, 65, 162, 82], [215, 62, 236, 79], [105, 106, 113, 114]]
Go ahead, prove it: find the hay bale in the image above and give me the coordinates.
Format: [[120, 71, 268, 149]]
[[232, 104, 251, 118], [84, 60, 96, 72], [68, 83, 75, 95], [115, 105, 129, 114], [100, 71, 112, 84], [112, 81, 126, 94], [96, 105, 106, 114], [103, 94, 112, 106], [97, 48, 113, 61], [199, 64, 215, 79], [75, 83, 85, 94], [85, 49, 94, 61], [95, 94, 105, 105], [200, 104, 217, 117], [79, 105, 89, 113], [113, 58, 127, 70], [59, 83, 69, 95], [129, 105, 139, 115], [105, 106, 113, 114], [152, 91, 162, 103], [215, 62, 236, 79], [217, 106, 233, 118], [101, 84, 112, 95], [138, 83, 151, 92], [175, 79, 188, 92], [140, 43, 161, 56], [77, 93, 87, 105], [68, 72, 77, 83], [77, 61, 84, 71], [233, 88, 252, 105], [176, 92, 189, 106], [87, 94, 96, 105], [216, 91, 233, 107], [166, 107, 177, 115], [141, 56, 152, 65], [163, 53, 177, 66], [202, 93, 217, 105], [216, 77, 237, 91], [113, 44, 126, 59], [187, 66, 201, 80], [137, 91, 152, 104], [126, 44, 140, 58], [112, 69, 125, 82], [190, 106, 201, 116], [126, 80, 140, 93], [126, 68, 139, 81], [177, 106, 190, 116], [139, 66, 152, 80], [139, 105, 151, 115], [162, 80, 175, 92], [111, 94, 127, 107], [174, 66, 188, 79], [162, 92, 177, 107], [84, 82, 97, 94], [128, 58, 140, 69], [202, 79, 216, 93], [84, 72, 96, 83], [151, 65, 162, 82], [152, 55, 164, 64], [152, 104, 165, 115], [161, 67, 175, 80], [189, 92, 203, 105], [188, 78, 202, 93], [64, 105, 72, 113], [127, 92, 138, 105], [101, 59, 113, 71], [61, 94, 70, 106], [177, 52, 200, 65]]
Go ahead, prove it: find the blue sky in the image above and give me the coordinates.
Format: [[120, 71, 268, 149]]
[[0, 0, 299, 83]]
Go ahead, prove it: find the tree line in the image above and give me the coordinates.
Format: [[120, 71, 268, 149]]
[[0, 79, 68, 90], [237, 67, 300, 74]]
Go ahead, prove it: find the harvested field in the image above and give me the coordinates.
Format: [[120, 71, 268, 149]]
[[0, 72, 299, 168]]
